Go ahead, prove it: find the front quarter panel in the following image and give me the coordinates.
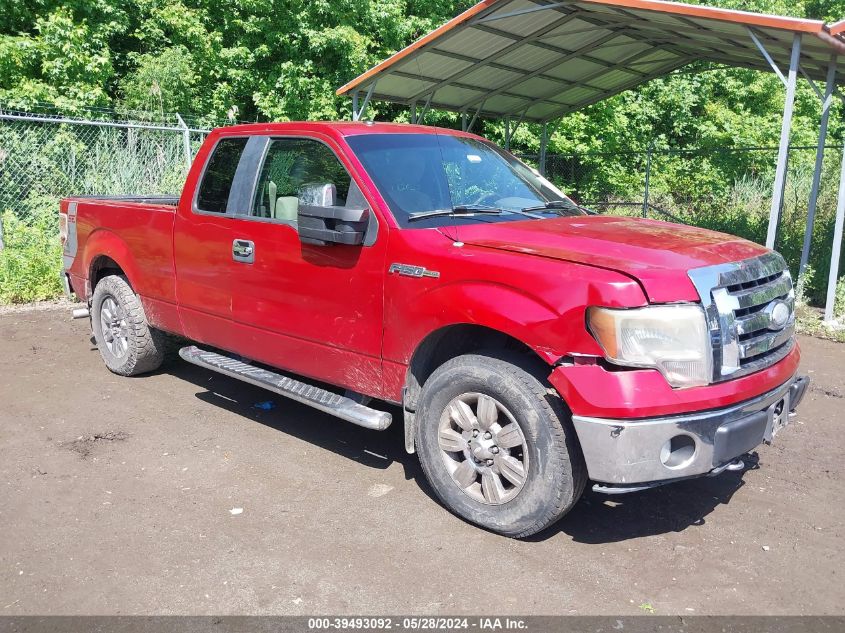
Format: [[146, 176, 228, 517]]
[[381, 228, 647, 400]]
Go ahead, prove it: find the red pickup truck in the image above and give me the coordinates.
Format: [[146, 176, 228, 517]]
[[60, 121, 808, 537]]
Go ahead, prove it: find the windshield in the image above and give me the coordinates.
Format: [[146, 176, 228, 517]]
[[345, 133, 586, 228]]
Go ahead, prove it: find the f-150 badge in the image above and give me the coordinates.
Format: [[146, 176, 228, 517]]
[[388, 263, 440, 279]]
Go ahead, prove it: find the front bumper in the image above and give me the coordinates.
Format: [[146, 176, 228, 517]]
[[572, 374, 809, 488]]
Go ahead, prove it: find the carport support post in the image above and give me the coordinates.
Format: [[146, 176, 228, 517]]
[[351, 83, 377, 122], [766, 34, 802, 249], [824, 139, 845, 322], [801, 57, 837, 277]]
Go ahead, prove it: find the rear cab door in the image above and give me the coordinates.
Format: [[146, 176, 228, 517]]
[[174, 134, 248, 348]]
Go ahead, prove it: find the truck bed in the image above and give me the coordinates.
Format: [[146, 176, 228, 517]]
[[61, 194, 179, 325]]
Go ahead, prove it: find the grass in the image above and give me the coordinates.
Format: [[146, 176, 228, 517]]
[[794, 268, 845, 343], [796, 307, 845, 343], [0, 199, 63, 304]]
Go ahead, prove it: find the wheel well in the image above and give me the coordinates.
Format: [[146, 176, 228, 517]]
[[401, 324, 549, 453], [89, 256, 125, 293], [404, 324, 543, 413]]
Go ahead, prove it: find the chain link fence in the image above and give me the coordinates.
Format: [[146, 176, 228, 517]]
[[524, 145, 843, 214], [0, 109, 209, 249], [521, 144, 845, 303], [0, 107, 842, 306]]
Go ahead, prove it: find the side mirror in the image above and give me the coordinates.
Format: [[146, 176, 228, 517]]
[[298, 204, 369, 246]]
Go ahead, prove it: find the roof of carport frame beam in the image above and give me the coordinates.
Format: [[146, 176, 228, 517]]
[[830, 18, 845, 36], [336, 0, 845, 123]]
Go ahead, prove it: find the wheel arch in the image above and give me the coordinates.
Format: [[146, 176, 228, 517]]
[[82, 229, 142, 299], [402, 323, 552, 454]]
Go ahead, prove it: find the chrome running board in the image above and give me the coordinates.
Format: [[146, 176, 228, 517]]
[[179, 346, 392, 430]]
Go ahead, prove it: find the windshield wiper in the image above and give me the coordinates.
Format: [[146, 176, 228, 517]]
[[520, 199, 595, 215], [407, 204, 504, 222]]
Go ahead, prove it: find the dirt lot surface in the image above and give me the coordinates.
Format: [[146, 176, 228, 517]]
[[0, 305, 843, 615]]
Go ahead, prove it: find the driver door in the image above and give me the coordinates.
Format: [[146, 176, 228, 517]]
[[227, 135, 387, 397]]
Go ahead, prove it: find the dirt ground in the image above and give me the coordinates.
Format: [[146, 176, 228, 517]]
[[0, 304, 843, 616]]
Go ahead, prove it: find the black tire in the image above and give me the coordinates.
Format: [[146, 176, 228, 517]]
[[90, 274, 168, 376], [415, 351, 587, 538]]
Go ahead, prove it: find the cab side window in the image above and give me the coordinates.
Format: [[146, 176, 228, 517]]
[[251, 138, 357, 223], [196, 137, 248, 213]]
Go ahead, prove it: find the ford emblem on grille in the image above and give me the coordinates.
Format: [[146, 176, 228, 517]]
[[766, 299, 791, 331]]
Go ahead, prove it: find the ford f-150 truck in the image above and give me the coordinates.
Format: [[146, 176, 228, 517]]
[[60, 121, 809, 537]]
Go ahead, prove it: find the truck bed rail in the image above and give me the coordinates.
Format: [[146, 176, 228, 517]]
[[67, 195, 179, 206]]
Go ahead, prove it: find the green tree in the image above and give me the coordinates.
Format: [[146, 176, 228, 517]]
[[0, 6, 113, 111], [119, 46, 198, 116]]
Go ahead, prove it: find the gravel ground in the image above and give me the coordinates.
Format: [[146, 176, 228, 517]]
[[0, 305, 842, 615]]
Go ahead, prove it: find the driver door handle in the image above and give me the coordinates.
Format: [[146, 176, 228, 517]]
[[233, 239, 255, 263]]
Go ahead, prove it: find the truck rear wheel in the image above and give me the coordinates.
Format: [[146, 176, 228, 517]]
[[415, 351, 586, 538], [91, 274, 168, 376]]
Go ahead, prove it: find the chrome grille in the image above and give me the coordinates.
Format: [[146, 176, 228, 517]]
[[688, 252, 795, 382]]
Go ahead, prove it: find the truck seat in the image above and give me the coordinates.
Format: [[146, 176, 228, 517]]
[[299, 183, 336, 207], [274, 197, 298, 222]]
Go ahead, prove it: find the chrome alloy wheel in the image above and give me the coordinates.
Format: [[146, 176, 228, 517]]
[[99, 296, 129, 358], [437, 393, 529, 505]]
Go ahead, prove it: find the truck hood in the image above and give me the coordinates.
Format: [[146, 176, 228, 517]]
[[443, 216, 769, 303]]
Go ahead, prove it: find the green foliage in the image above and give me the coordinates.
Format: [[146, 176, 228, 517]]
[[119, 46, 198, 117], [835, 275, 845, 319], [795, 273, 845, 341], [0, 196, 63, 303], [796, 265, 815, 306], [0, 0, 476, 123], [0, 6, 113, 111], [626, 156, 842, 306], [0, 123, 187, 303]]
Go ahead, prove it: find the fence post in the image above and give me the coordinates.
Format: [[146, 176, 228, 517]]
[[539, 123, 548, 175], [0, 215, 4, 251], [504, 116, 511, 151], [176, 114, 191, 172], [642, 141, 654, 218]]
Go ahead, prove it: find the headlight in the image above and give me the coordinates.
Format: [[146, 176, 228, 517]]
[[587, 305, 712, 388]]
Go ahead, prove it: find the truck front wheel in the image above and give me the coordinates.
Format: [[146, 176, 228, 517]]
[[415, 351, 586, 538], [91, 274, 168, 376]]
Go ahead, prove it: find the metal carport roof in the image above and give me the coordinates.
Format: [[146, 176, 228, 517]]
[[337, 0, 845, 123]]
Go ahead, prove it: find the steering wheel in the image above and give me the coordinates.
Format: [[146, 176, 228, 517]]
[[471, 192, 499, 207]]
